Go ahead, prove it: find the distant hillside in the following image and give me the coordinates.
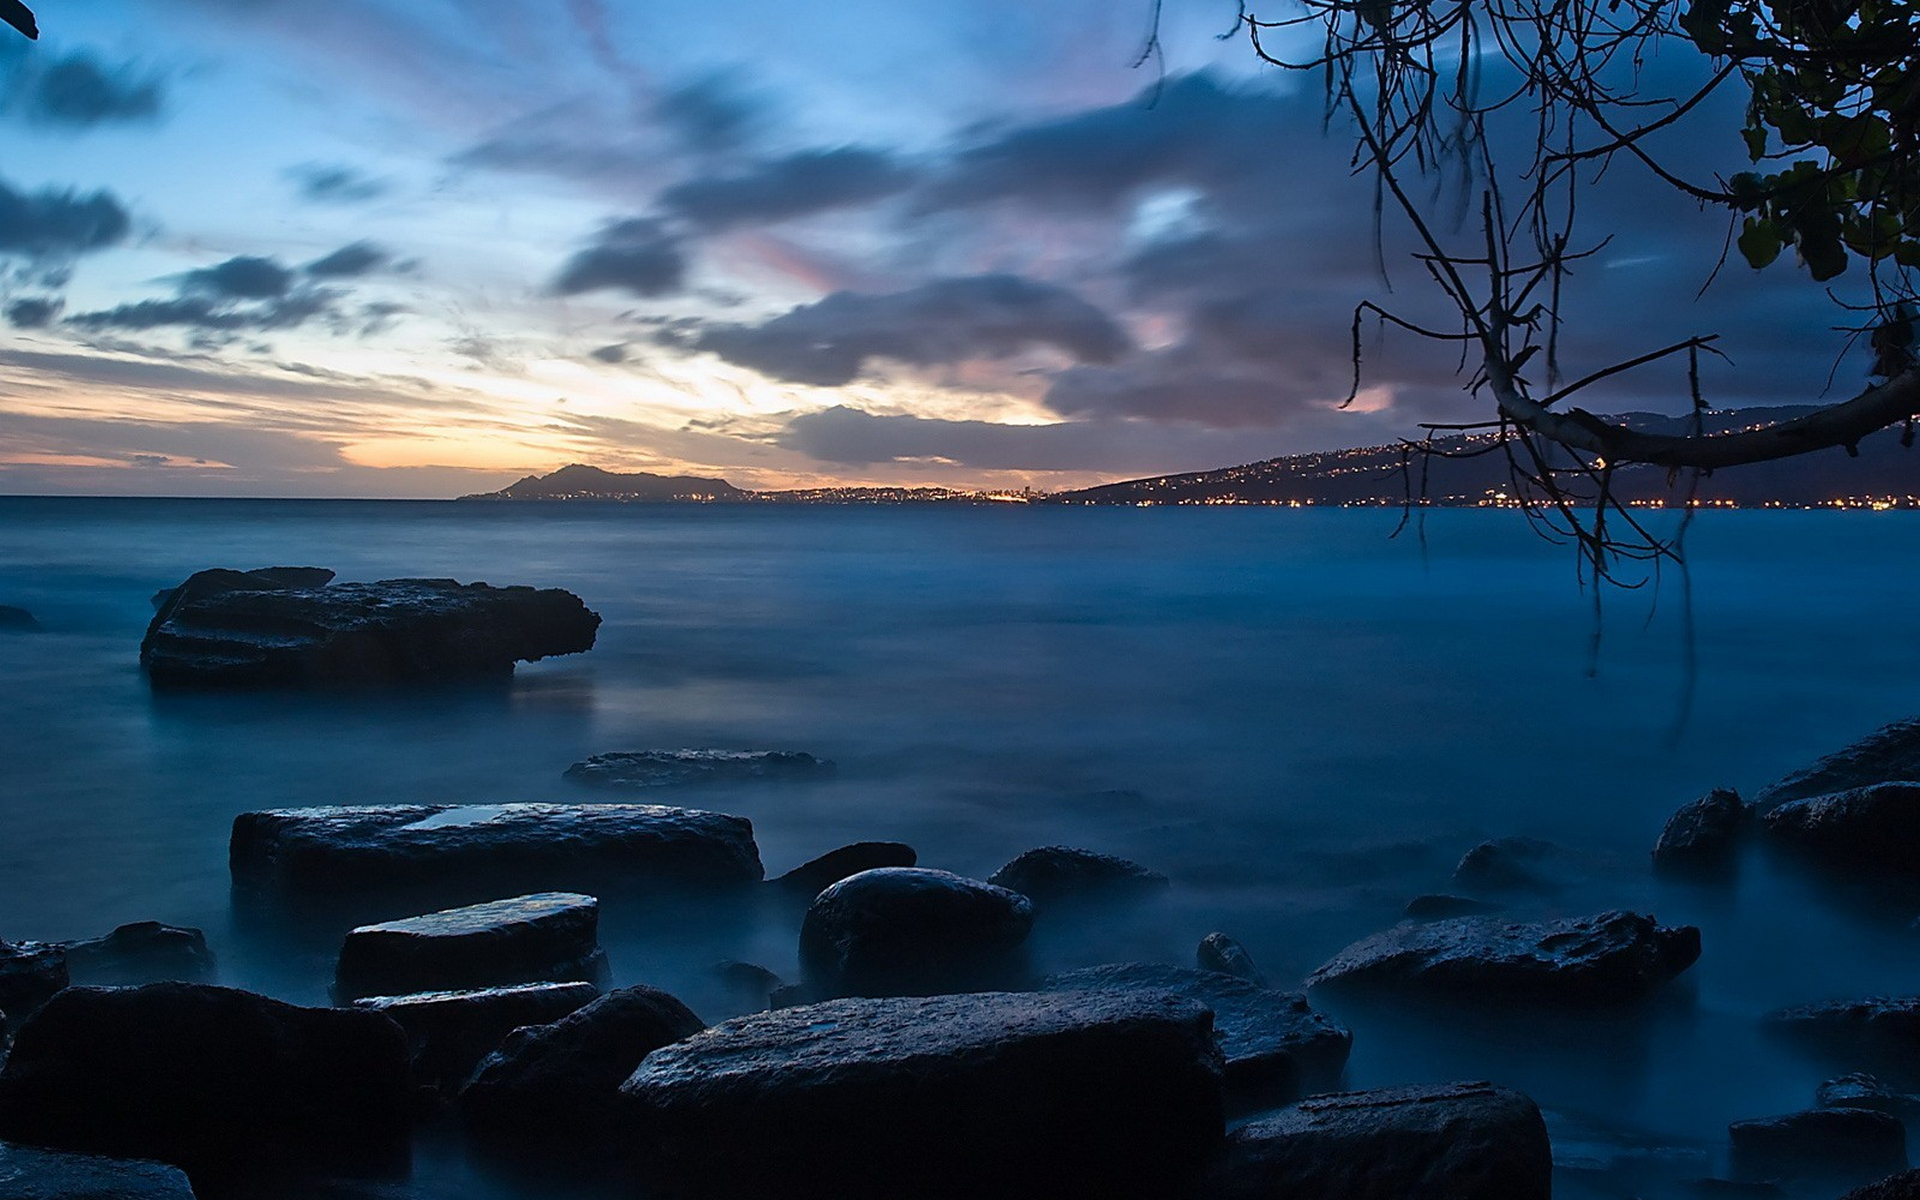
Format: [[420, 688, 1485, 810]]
[[462, 464, 749, 502]]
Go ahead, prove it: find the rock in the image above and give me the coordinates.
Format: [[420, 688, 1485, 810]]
[[0, 983, 411, 1181], [1844, 1169, 1920, 1198], [334, 892, 608, 1001], [1728, 1108, 1908, 1190], [1763, 783, 1920, 875], [1044, 963, 1350, 1106], [0, 605, 41, 631], [458, 984, 704, 1152], [985, 846, 1169, 906], [774, 841, 918, 897], [149, 566, 335, 610], [1818, 1073, 1920, 1125], [1756, 717, 1920, 809], [1543, 1107, 1713, 1197], [0, 1141, 197, 1199], [63, 923, 214, 986], [1197, 932, 1267, 986], [1197, 1081, 1552, 1200], [141, 570, 599, 686], [564, 749, 833, 789], [1405, 894, 1507, 919], [1653, 788, 1751, 878], [798, 868, 1034, 997], [353, 981, 599, 1092], [1452, 836, 1576, 894], [1306, 911, 1701, 1005], [1764, 997, 1920, 1081], [711, 960, 784, 1009], [0, 941, 66, 1022], [229, 802, 763, 895], [619, 989, 1224, 1200]]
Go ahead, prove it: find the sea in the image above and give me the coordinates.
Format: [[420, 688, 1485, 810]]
[[2, 495, 1919, 1197]]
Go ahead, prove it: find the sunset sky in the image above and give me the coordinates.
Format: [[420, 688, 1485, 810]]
[[0, 0, 1874, 497]]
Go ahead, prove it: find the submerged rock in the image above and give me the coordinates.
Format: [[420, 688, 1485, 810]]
[[0, 941, 67, 1021], [0, 605, 41, 631], [1405, 894, 1506, 920], [459, 984, 704, 1153], [63, 922, 213, 986], [1198, 1081, 1552, 1200], [799, 868, 1034, 997], [141, 570, 599, 686], [1452, 836, 1578, 894], [564, 749, 832, 789], [0, 983, 410, 1181], [0, 1141, 197, 1199], [773, 841, 918, 897], [354, 981, 599, 1092], [230, 802, 763, 895], [1762, 783, 1920, 875], [1728, 1108, 1907, 1190], [1044, 963, 1350, 1106], [335, 892, 608, 1001], [1306, 911, 1701, 1005], [711, 960, 785, 1010], [619, 989, 1224, 1200], [985, 846, 1169, 906], [1817, 1073, 1920, 1126], [149, 566, 335, 610], [1756, 717, 1920, 809], [1653, 788, 1752, 878], [1845, 1169, 1920, 1198], [1764, 997, 1920, 1080], [1197, 932, 1267, 986]]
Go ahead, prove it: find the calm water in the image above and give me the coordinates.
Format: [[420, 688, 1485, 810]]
[[2, 497, 1919, 1196]]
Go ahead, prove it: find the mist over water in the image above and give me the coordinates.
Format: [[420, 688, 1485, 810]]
[[3, 496, 1919, 1196]]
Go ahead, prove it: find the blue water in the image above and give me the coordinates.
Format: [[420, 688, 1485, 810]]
[[3, 497, 1919, 1196]]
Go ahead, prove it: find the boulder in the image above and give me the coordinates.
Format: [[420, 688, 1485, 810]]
[[564, 749, 832, 789], [985, 846, 1169, 906], [711, 960, 784, 1010], [774, 842, 918, 897], [149, 566, 335, 610], [1728, 1108, 1907, 1190], [141, 570, 599, 686], [619, 989, 1225, 1200], [0, 1141, 196, 1199], [1845, 1169, 1920, 1198], [459, 985, 704, 1152], [1452, 836, 1577, 894], [799, 868, 1034, 997], [1405, 894, 1506, 920], [1306, 911, 1701, 1005], [353, 981, 599, 1092], [0, 983, 411, 1181], [335, 892, 608, 1001], [1756, 717, 1920, 809], [230, 802, 762, 895], [1197, 1081, 1552, 1200], [0, 605, 40, 631], [1653, 788, 1751, 878], [0, 941, 66, 1021], [1764, 997, 1920, 1080], [1197, 932, 1267, 986], [63, 923, 213, 986], [1044, 963, 1350, 1106], [1818, 1073, 1920, 1126], [1762, 783, 1920, 875]]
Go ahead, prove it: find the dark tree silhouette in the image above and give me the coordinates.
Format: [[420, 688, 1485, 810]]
[[2, 0, 37, 40]]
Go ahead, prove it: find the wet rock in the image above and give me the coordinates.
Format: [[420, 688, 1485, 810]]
[[0, 941, 66, 1021], [1543, 1107, 1712, 1197], [1653, 788, 1751, 878], [0, 983, 410, 1181], [773, 841, 917, 897], [1844, 1168, 1920, 1198], [1405, 894, 1506, 920], [149, 566, 335, 610], [1306, 911, 1701, 1005], [1198, 1081, 1551, 1200], [564, 749, 832, 789], [0, 1141, 197, 1199], [335, 892, 608, 1001], [1763, 783, 1920, 876], [459, 985, 704, 1153], [985, 846, 1169, 906], [230, 802, 763, 895], [1197, 932, 1267, 986], [1756, 717, 1920, 810], [1044, 963, 1350, 1107], [0, 605, 40, 631], [711, 960, 784, 1009], [799, 868, 1034, 997], [353, 981, 599, 1092], [619, 989, 1224, 1200], [1764, 997, 1920, 1081], [1818, 1073, 1920, 1125], [63, 922, 213, 986], [1728, 1108, 1907, 1190], [1452, 836, 1577, 894], [141, 570, 599, 686]]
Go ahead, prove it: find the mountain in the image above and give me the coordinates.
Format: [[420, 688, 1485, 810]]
[[462, 464, 750, 502]]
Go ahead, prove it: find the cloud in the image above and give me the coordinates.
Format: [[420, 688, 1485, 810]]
[[659, 147, 917, 230], [653, 73, 766, 153], [180, 255, 295, 299], [688, 274, 1130, 386], [553, 217, 686, 297], [66, 291, 339, 334], [5, 296, 62, 328], [0, 176, 131, 258], [589, 343, 627, 363], [1045, 347, 1336, 428], [1, 47, 166, 128], [286, 163, 390, 204], [304, 240, 391, 278]]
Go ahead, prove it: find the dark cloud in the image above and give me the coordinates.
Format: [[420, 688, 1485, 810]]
[[180, 255, 295, 299], [654, 74, 765, 153], [1, 48, 165, 128], [0, 176, 131, 258], [304, 240, 390, 278], [589, 343, 627, 363], [6, 295, 62, 328], [689, 275, 1129, 386], [659, 148, 917, 230], [70, 254, 346, 336], [1044, 349, 1332, 429], [286, 164, 390, 205], [553, 217, 686, 297]]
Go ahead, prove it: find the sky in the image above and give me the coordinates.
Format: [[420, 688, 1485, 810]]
[[0, 0, 1884, 497]]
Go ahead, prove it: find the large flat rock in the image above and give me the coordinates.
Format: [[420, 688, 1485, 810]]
[[1765, 997, 1920, 1081], [1756, 717, 1920, 809], [335, 893, 606, 1001], [1762, 783, 1920, 875], [0, 1141, 197, 1199], [354, 981, 599, 1092], [141, 570, 599, 686], [230, 802, 763, 894], [619, 989, 1225, 1198]]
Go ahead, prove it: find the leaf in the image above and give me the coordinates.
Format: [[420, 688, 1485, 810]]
[[1742, 125, 1768, 161], [1737, 217, 1784, 268]]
